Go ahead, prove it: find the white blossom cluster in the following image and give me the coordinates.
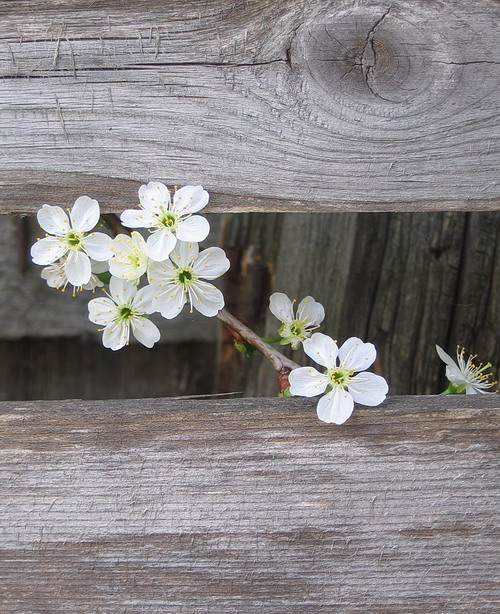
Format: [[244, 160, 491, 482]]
[[32, 182, 493, 426], [268, 292, 388, 424], [31, 182, 229, 351]]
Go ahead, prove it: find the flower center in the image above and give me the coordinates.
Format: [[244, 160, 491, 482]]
[[158, 210, 178, 230], [128, 249, 142, 269], [117, 305, 134, 322], [176, 267, 198, 287], [327, 367, 354, 387], [279, 319, 305, 340], [64, 230, 83, 249]]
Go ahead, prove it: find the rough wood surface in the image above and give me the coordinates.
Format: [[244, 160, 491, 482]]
[[1, 0, 499, 213], [1, 394, 498, 612]]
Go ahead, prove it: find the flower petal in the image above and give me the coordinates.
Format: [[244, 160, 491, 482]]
[[445, 365, 468, 385], [70, 196, 100, 232], [147, 259, 176, 284], [269, 292, 294, 324], [64, 250, 92, 286], [120, 209, 158, 229], [132, 284, 157, 314], [109, 276, 137, 305], [338, 337, 376, 372], [302, 333, 338, 369], [296, 296, 325, 328], [132, 317, 161, 348], [153, 284, 186, 319], [175, 215, 210, 243], [348, 372, 388, 406], [192, 247, 230, 280], [81, 232, 112, 261], [41, 262, 66, 289], [317, 388, 354, 425], [188, 281, 224, 317], [172, 185, 209, 215], [37, 205, 70, 235], [436, 345, 467, 385], [31, 236, 67, 265], [170, 241, 199, 268], [102, 322, 129, 351], [146, 229, 177, 262], [139, 181, 170, 214], [289, 367, 329, 397], [88, 297, 116, 325], [109, 260, 137, 280]]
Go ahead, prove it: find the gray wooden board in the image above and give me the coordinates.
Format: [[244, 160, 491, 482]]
[[0, 0, 499, 213], [1, 395, 499, 612]]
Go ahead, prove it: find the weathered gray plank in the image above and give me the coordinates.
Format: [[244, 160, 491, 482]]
[[0, 0, 499, 213], [1, 395, 498, 612]]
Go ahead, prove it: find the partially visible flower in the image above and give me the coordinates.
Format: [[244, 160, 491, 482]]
[[109, 231, 149, 283], [41, 258, 107, 294], [269, 292, 324, 349], [289, 333, 388, 425], [31, 196, 112, 286], [148, 241, 230, 318], [120, 182, 210, 262], [436, 345, 498, 394], [88, 277, 159, 351]]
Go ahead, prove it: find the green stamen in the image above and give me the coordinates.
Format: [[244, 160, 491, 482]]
[[117, 306, 134, 321], [178, 270, 192, 284]]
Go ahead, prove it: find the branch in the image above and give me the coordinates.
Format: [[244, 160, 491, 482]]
[[217, 308, 301, 373]]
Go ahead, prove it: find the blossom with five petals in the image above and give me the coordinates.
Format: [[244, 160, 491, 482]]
[[88, 277, 160, 351], [289, 332, 388, 424], [269, 292, 324, 349], [147, 241, 230, 318], [120, 182, 210, 262], [109, 231, 149, 283], [31, 196, 112, 286], [436, 345, 497, 394]]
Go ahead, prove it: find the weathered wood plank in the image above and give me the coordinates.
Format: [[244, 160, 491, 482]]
[[0, 0, 499, 213], [1, 395, 498, 612]]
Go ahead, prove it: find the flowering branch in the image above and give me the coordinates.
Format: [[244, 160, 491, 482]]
[[216, 308, 300, 372]]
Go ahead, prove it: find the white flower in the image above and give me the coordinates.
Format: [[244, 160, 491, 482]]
[[41, 258, 107, 294], [88, 277, 160, 351], [109, 231, 149, 282], [436, 345, 497, 394], [31, 196, 112, 286], [147, 241, 230, 318], [289, 332, 388, 425], [120, 182, 210, 262], [269, 292, 325, 349]]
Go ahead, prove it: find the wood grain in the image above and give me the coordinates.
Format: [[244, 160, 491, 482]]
[[1, 394, 499, 612], [0, 0, 499, 213]]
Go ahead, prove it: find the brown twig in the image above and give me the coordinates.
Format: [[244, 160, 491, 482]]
[[216, 308, 300, 373]]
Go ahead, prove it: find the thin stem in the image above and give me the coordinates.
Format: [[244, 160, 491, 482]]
[[217, 308, 300, 373]]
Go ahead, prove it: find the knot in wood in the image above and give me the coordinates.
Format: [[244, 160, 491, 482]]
[[292, 3, 464, 125]]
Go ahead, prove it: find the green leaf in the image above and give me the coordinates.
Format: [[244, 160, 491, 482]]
[[440, 382, 466, 395], [262, 336, 282, 344], [234, 341, 255, 358], [96, 271, 112, 284]]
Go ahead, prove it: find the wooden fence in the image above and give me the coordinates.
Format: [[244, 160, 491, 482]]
[[1, 0, 499, 611]]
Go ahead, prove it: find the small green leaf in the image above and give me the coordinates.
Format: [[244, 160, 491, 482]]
[[234, 341, 255, 358], [262, 336, 282, 344], [96, 271, 112, 284]]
